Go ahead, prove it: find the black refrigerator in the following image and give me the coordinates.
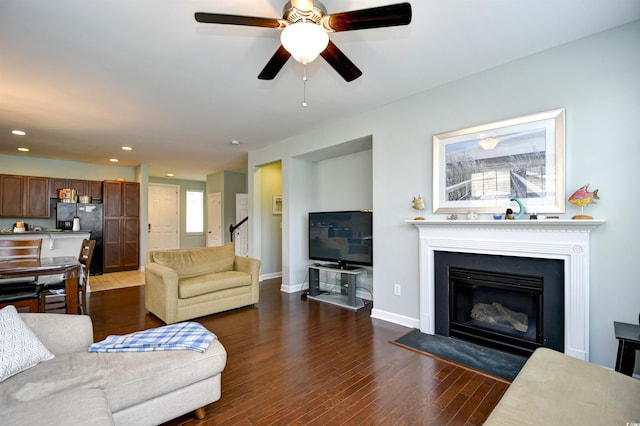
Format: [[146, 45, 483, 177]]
[[56, 202, 104, 275]]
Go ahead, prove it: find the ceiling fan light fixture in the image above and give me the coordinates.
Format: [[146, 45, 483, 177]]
[[280, 22, 328, 64]]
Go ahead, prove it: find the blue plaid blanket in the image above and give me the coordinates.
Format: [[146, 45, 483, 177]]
[[89, 322, 216, 353]]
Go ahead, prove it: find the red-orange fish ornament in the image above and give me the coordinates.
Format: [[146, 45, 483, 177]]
[[568, 184, 599, 219]]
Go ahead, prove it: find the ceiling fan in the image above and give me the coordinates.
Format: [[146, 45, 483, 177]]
[[194, 1, 412, 82]]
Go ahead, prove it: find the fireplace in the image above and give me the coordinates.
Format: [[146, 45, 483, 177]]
[[408, 219, 604, 361], [434, 251, 564, 356]]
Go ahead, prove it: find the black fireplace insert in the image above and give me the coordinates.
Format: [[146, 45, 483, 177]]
[[435, 251, 564, 356]]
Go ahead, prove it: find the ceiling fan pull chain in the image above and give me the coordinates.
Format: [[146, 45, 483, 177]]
[[302, 65, 308, 107]]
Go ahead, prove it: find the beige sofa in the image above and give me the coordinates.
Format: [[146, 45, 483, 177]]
[[0, 313, 227, 426], [485, 347, 640, 425], [145, 243, 260, 324]]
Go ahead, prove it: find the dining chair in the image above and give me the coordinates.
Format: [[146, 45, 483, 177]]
[[39, 238, 96, 314], [0, 239, 43, 313]]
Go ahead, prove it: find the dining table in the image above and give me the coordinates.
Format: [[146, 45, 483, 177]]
[[0, 256, 81, 314]]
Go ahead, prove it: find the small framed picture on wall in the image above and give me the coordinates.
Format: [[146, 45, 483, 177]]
[[272, 195, 282, 215]]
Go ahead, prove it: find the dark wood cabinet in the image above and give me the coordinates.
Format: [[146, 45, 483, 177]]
[[103, 218, 123, 271], [69, 179, 87, 197], [49, 178, 67, 198], [49, 178, 103, 200], [88, 180, 103, 200], [0, 175, 49, 218], [0, 175, 25, 217], [122, 217, 140, 270], [103, 180, 139, 272], [103, 181, 123, 217], [2, 173, 103, 218], [25, 176, 49, 217], [123, 182, 139, 217]]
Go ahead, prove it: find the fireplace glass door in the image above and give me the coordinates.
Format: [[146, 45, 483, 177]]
[[449, 267, 543, 355]]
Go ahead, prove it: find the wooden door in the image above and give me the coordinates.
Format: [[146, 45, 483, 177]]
[[207, 192, 222, 247], [235, 193, 249, 256], [148, 184, 179, 250]]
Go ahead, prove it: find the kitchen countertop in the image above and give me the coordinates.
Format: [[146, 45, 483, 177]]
[[0, 230, 92, 257], [0, 230, 91, 236]]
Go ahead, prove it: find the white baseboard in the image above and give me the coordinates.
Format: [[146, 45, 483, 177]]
[[260, 272, 282, 282], [371, 308, 420, 329], [280, 282, 305, 293]]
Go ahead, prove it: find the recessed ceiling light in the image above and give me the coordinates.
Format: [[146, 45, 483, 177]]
[[121, 146, 133, 151], [231, 140, 240, 145], [12, 130, 26, 136], [17, 147, 29, 152], [109, 158, 119, 162], [166, 173, 174, 177]]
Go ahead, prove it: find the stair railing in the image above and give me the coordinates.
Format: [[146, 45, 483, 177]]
[[229, 216, 248, 243]]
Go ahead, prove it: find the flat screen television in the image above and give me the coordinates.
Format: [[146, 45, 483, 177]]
[[308, 210, 373, 268]]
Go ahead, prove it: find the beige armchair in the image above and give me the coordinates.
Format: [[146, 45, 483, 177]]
[[145, 243, 260, 324]]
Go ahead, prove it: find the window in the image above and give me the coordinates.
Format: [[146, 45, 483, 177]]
[[186, 190, 204, 233]]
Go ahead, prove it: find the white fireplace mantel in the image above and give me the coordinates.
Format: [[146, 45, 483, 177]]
[[407, 219, 605, 361]]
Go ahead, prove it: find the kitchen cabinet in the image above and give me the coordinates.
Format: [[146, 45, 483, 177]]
[[49, 178, 67, 198], [69, 179, 87, 197], [0, 175, 49, 218], [88, 180, 103, 200], [0, 175, 25, 217], [25, 176, 49, 217], [104, 218, 139, 272], [103, 215, 139, 273], [103, 181, 122, 217], [49, 178, 103, 200], [103, 180, 139, 272]]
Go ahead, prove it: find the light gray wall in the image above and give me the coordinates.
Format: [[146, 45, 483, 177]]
[[316, 150, 372, 211], [248, 21, 640, 369], [259, 162, 282, 276], [281, 157, 315, 288], [0, 154, 136, 181]]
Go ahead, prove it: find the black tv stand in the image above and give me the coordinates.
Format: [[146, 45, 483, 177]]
[[307, 264, 365, 311], [325, 261, 359, 271]]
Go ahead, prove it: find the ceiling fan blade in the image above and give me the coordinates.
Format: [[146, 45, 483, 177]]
[[326, 2, 412, 32], [258, 46, 291, 80], [195, 12, 283, 29], [320, 41, 362, 82]]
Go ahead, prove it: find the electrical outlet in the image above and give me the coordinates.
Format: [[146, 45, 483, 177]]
[[393, 284, 401, 296]]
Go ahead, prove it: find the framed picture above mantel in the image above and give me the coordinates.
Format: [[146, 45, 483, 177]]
[[432, 109, 565, 214]]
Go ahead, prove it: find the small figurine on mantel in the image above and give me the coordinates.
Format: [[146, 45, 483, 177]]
[[510, 198, 526, 219], [412, 194, 426, 220], [568, 184, 599, 219], [504, 208, 514, 220]]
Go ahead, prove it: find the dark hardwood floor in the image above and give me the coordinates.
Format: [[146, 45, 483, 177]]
[[87, 279, 508, 425]]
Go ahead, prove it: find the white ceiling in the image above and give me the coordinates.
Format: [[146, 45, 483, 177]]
[[1, 1, 639, 181]]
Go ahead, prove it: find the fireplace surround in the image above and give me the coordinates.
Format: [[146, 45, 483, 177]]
[[408, 219, 604, 361]]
